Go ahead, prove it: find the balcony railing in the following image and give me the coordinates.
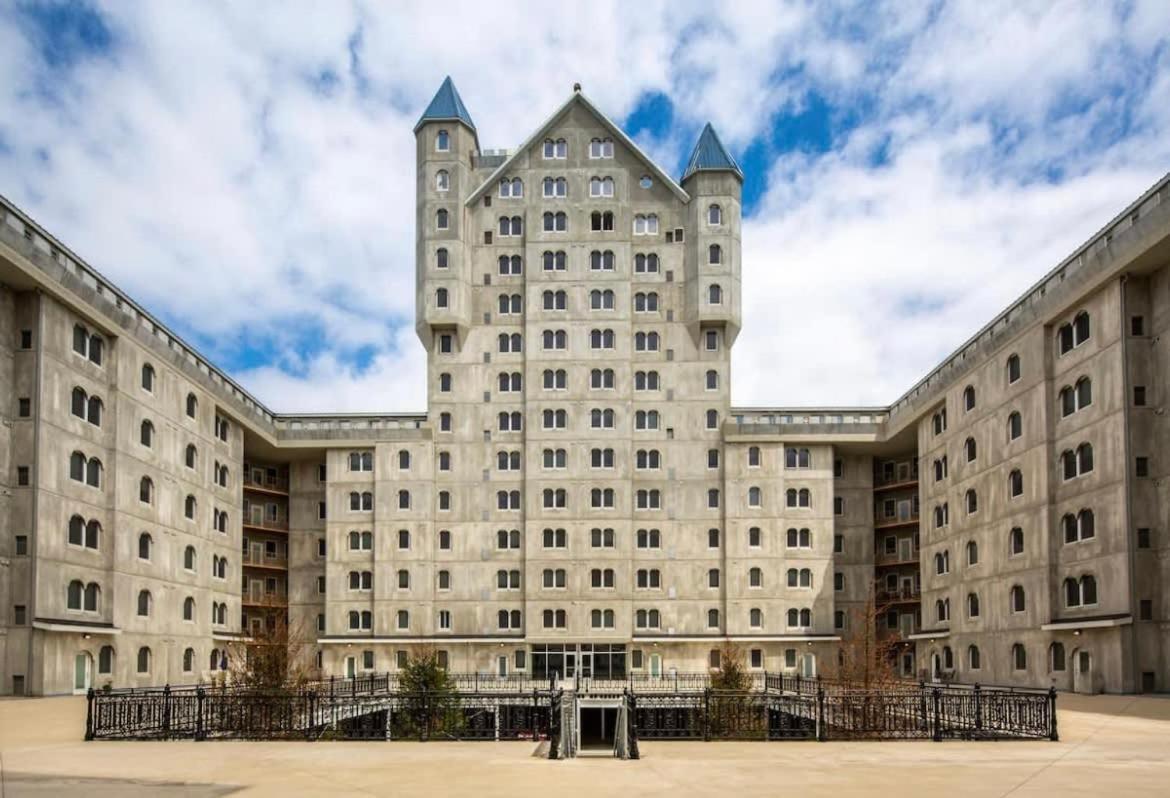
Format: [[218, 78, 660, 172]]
[[242, 551, 288, 570], [242, 591, 288, 608], [243, 471, 289, 494], [876, 587, 921, 604], [874, 514, 920, 530], [875, 551, 919, 567], [242, 516, 289, 532]]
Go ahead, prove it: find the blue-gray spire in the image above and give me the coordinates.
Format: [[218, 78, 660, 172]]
[[682, 123, 742, 182], [414, 76, 475, 132]]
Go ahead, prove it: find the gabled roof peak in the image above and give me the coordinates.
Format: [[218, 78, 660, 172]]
[[415, 76, 475, 133], [682, 123, 742, 182]]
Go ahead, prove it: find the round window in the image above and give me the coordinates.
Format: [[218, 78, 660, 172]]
[[639, 175, 653, 189]]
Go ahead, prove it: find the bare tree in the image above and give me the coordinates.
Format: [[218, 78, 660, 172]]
[[227, 614, 318, 690], [710, 641, 752, 691], [829, 587, 903, 689]]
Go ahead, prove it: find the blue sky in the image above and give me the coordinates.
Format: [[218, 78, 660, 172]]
[[1, 1, 1169, 411]]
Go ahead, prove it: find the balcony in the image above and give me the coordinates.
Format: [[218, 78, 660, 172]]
[[876, 587, 921, 604], [875, 551, 919, 567], [242, 516, 289, 533], [241, 590, 288, 608], [874, 514, 919, 530], [242, 551, 288, 570], [243, 470, 289, 496], [873, 476, 919, 493]]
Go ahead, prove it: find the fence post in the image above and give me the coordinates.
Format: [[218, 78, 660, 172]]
[[421, 690, 429, 742], [795, 673, 801, 695], [162, 685, 172, 739], [932, 687, 942, 742], [703, 688, 710, 742], [195, 686, 205, 741], [306, 691, 316, 740], [674, 671, 678, 692], [628, 690, 640, 760], [816, 685, 826, 742], [85, 688, 95, 740], [974, 683, 983, 733], [1048, 687, 1059, 742], [330, 674, 335, 700]]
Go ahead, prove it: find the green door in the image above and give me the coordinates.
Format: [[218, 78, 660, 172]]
[[74, 653, 89, 691]]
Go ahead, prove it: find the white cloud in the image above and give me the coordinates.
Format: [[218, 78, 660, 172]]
[[0, 1, 1167, 413]]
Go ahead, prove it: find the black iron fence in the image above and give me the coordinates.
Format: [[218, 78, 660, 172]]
[[86, 675, 1056, 745]]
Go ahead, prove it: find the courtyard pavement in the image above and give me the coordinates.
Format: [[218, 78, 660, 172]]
[[0, 692, 1167, 796]]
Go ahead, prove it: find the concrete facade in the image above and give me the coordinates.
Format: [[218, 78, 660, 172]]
[[1, 81, 1169, 694]]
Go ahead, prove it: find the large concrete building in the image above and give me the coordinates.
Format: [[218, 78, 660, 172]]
[[2, 79, 1168, 695]]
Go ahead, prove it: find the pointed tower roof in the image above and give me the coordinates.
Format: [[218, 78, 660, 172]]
[[682, 123, 742, 182], [414, 76, 475, 133]]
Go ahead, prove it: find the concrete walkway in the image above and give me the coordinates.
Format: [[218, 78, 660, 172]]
[[0, 693, 1167, 797]]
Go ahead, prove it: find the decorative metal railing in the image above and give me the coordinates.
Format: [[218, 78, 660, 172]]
[[86, 674, 1056, 745]]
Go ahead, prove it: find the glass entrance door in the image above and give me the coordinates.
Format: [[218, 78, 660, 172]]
[[74, 653, 90, 692]]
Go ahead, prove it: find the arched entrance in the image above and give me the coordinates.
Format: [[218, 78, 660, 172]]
[[73, 651, 93, 694]]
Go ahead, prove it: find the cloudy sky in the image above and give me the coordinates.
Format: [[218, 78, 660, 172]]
[[2, 1, 1168, 412]]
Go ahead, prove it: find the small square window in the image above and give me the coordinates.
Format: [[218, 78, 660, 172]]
[[19, 330, 32, 349], [18, 398, 31, 417]]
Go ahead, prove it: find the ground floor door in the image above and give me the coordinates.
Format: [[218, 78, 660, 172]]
[[73, 652, 92, 693], [800, 653, 816, 678], [1073, 649, 1093, 694], [345, 656, 356, 678], [649, 653, 662, 678], [497, 655, 508, 677]]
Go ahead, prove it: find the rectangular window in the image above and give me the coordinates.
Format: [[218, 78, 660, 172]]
[[18, 398, 31, 417], [318, 501, 327, 520], [15, 536, 28, 555], [1134, 386, 1147, 406], [19, 330, 32, 349], [1136, 456, 1150, 478], [1132, 315, 1145, 336], [17, 467, 29, 486], [1139, 599, 1153, 621], [834, 534, 844, 554], [317, 464, 327, 482], [1137, 527, 1151, 548], [13, 605, 26, 625], [750, 649, 763, 669]]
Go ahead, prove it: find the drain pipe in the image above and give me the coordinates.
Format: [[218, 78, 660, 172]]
[[1118, 275, 1139, 693]]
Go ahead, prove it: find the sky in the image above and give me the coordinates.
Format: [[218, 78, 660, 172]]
[[2, 0, 1168, 413]]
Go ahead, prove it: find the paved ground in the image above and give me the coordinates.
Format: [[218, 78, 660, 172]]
[[0, 693, 1167, 797]]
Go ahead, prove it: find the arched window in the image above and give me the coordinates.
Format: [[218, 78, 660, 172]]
[[962, 385, 976, 411], [141, 363, 155, 392], [99, 645, 114, 674], [708, 204, 722, 225], [966, 540, 979, 565], [436, 208, 449, 229], [186, 393, 198, 418], [968, 645, 981, 670], [1010, 584, 1026, 613], [184, 545, 196, 571], [749, 608, 763, 628], [1049, 642, 1065, 672], [86, 395, 102, 427], [436, 129, 449, 151], [140, 420, 154, 447], [1081, 574, 1097, 605], [185, 444, 197, 469], [67, 580, 83, 610], [1007, 411, 1022, 441], [748, 486, 762, 507], [137, 590, 152, 617], [967, 593, 980, 618], [708, 244, 721, 264], [137, 646, 151, 674], [1008, 469, 1023, 497], [707, 608, 720, 628], [138, 532, 152, 561], [1009, 527, 1025, 555], [435, 169, 449, 191], [183, 596, 195, 621], [65, 515, 82, 546], [965, 489, 978, 514], [1012, 643, 1027, 671], [184, 495, 196, 520], [708, 284, 722, 304], [436, 247, 448, 269], [1006, 353, 1021, 384], [69, 451, 86, 482]]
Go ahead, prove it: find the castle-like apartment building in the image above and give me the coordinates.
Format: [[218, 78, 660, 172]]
[[2, 79, 1168, 696]]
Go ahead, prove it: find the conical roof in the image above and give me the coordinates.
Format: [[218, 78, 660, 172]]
[[414, 76, 475, 132], [682, 123, 742, 181]]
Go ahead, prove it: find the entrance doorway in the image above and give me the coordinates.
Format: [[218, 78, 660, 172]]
[[73, 652, 92, 694], [345, 656, 356, 678], [1073, 649, 1093, 694], [578, 706, 620, 750]]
